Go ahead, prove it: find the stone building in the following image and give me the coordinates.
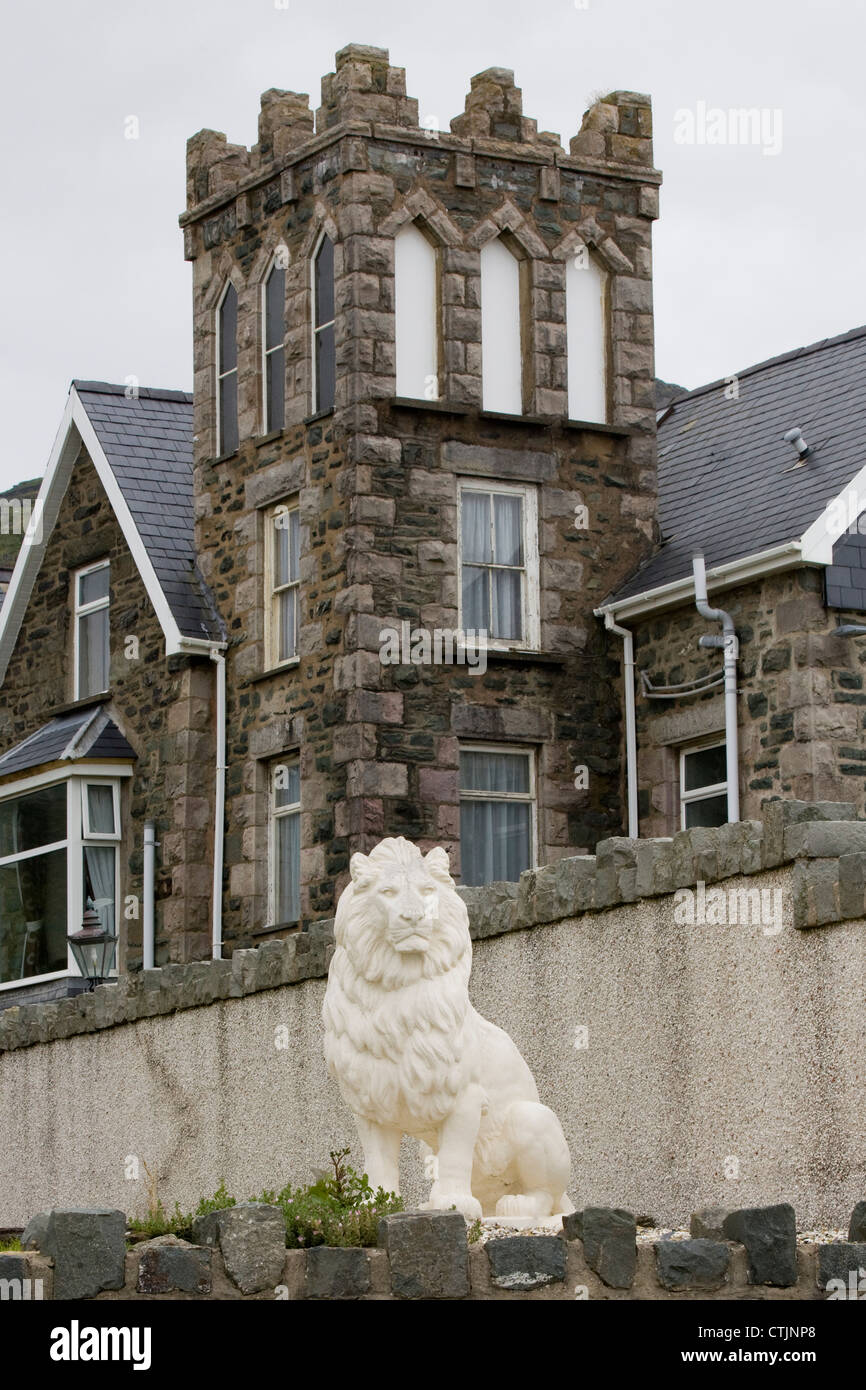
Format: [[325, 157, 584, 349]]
[[596, 325, 866, 836], [0, 45, 661, 1004]]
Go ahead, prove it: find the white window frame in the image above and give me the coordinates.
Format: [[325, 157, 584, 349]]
[[261, 255, 287, 435], [215, 280, 238, 456], [680, 739, 728, 830], [310, 231, 335, 415], [0, 765, 129, 992], [457, 481, 540, 652], [81, 779, 121, 840], [73, 560, 110, 701], [459, 743, 537, 884], [263, 501, 301, 671], [268, 758, 301, 926]]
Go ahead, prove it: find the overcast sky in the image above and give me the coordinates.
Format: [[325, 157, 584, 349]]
[[1, 0, 863, 491]]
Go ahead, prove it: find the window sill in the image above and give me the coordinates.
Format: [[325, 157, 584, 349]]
[[390, 398, 634, 436], [248, 660, 300, 685], [212, 448, 240, 465], [255, 428, 285, 448], [303, 408, 334, 426], [49, 692, 111, 718], [479, 648, 568, 667], [250, 921, 301, 938]]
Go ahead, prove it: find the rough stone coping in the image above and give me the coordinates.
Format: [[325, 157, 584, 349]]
[[10, 1204, 865, 1299], [0, 800, 861, 1053]]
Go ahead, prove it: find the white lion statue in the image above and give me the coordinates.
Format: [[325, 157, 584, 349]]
[[322, 836, 573, 1220]]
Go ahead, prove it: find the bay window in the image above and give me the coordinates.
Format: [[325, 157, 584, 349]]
[[0, 774, 121, 989]]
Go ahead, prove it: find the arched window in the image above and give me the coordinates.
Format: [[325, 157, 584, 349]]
[[566, 245, 608, 424], [395, 222, 439, 400], [263, 258, 286, 433], [480, 237, 523, 414], [216, 282, 238, 455], [312, 235, 335, 414]]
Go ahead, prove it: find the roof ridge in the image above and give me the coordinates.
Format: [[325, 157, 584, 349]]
[[668, 322, 866, 408], [72, 380, 193, 404]]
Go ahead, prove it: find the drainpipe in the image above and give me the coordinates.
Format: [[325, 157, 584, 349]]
[[210, 648, 226, 959], [142, 821, 156, 970], [692, 553, 740, 823], [604, 611, 639, 838]]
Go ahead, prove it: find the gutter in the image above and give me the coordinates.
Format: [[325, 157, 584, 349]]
[[692, 553, 740, 823], [603, 612, 639, 838], [594, 540, 804, 624]]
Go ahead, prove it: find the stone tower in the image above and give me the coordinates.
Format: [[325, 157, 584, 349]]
[[179, 44, 661, 943]]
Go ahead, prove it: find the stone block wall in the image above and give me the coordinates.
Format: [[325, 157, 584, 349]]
[[7, 1203, 865, 1301], [0, 448, 217, 966], [632, 567, 866, 836], [181, 44, 664, 927], [0, 801, 864, 1230]]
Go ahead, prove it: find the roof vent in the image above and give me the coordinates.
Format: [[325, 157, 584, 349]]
[[783, 426, 810, 460]]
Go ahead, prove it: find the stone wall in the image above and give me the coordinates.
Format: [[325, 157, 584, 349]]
[[0, 447, 217, 966], [632, 567, 866, 836], [0, 802, 864, 1230], [183, 44, 663, 934], [6, 1204, 865, 1301]]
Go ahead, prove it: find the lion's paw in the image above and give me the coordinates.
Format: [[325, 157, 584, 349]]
[[424, 1190, 482, 1220], [496, 1192, 555, 1219]]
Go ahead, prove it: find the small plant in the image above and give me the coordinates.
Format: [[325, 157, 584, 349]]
[[467, 1217, 484, 1244], [263, 1148, 403, 1249], [0, 1236, 22, 1252]]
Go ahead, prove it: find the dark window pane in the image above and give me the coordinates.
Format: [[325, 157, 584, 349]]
[[0, 784, 67, 858], [461, 492, 492, 563], [78, 608, 110, 697], [460, 799, 530, 886], [266, 346, 285, 432], [316, 324, 335, 413], [493, 494, 523, 566], [0, 847, 67, 984], [79, 565, 109, 606], [219, 371, 238, 455], [460, 751, 530, 795], [491, 569, 522, 640], [683, 744, 727, 792], [219, 285, 237, 373], [265, 266, 285, 351], [684, 793, 729, 829], [314, 237, 335, 327], [462, 565, 489, 633]]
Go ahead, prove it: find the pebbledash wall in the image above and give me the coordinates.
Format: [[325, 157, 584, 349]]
[[0, 800, 865, 1231]]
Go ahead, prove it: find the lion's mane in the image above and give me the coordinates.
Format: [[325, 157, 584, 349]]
[[323, 838, 479, 1131]]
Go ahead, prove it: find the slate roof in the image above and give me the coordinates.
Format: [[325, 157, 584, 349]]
[[0, 707, 136, 779], [73, 382, 224, 641], [611, 324, 866, 602]]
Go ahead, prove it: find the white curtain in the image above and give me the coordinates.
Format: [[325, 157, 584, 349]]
[[460, 751, 531, 886], [84, 845, 115, 934], [276, 812, 300, 923]]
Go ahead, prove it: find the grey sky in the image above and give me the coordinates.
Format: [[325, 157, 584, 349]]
[[1, 0, 864, 491]]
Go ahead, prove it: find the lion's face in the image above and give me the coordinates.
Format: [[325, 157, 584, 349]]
[[350, 849, 441, 954]]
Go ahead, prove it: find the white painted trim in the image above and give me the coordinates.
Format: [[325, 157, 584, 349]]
[[680, 738, 728, 830], [0, 969, 69, 994], [268, 756, 301, 926], [263, 501, 301, 669], [72, 559, 110, 701], [0, 763, 134, 797], [457, 480, 540, 651], [594, 541, 805, 623], [261, 254, 287, 435], [459, 741, 538, 875]]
